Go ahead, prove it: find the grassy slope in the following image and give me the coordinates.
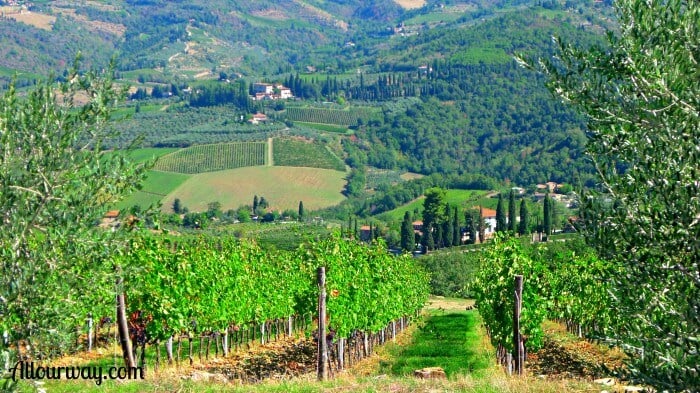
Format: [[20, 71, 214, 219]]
[[160, 166, 347, 213], [378, 189, 490, 221], [111, 148, 188, 210], [114, 170, 191, 210]]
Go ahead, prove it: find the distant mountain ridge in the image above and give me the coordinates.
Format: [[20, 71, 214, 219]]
[[0, 0, 410, 76]]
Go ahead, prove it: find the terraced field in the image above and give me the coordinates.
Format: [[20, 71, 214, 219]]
[[154, 142, 267, 173]]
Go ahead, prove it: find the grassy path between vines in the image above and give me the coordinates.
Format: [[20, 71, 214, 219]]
[[22, 298, 607, 392]]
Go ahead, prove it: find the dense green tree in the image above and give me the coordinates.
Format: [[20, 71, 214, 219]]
[[495, 193, 506, 232], [452, 206, 460, 246], [442, 204, 453, 248], [421, 230, 435, 254], [0, 63, 147, 363], [421, 187, 447, 251], [422, 188, 448, 227], [543, 193, 552, 236], [298, 200, 304, 221], [253, 195, 259, 212], [400, 211, 415, 252], [508, 190, 517, 233], [478, 207, 486, 243], [465, 209, 477, 245], [528, 0, 700, 388], [518, 199, 529, 236], [206, 201, 222, 219], [172, 198, 182, 214]]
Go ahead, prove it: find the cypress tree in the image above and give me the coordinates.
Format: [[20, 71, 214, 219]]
[[508, 190, 517, 233], [442, 204, 452, 247], [543, 193, 552, 237], [400, 212, 415, 252], [452, 206, 460, 246], [478, 207, 486, 243], [465, 209, 476, 244], [519, 199, 530, 236], [298, 201, 304, 221], [253, 195, 259, 213], [496, 194, 506, 232], [425, 230, 434, 253]]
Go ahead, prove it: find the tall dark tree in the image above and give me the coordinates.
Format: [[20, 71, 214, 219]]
[[508, 190, 517, 233], [478, 207, 486, 243], [442, 203, 452, 248], [421, 187, 447, 250], [518, 199, 529, 236], [298, 201, 304, 221], [495, 193, 506, 232], [173, 198, 182, 214], [452, 206, 460, 246], [421, 229, 434, 254], [543, 193, 552, 236], [253, 195, 259, 213], [465, 209, 477, 245], [400, 212, 415, 252], [435, 224, 444, 249]]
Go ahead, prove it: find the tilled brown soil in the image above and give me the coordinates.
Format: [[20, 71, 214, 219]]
[[527, 322, 627, 381], [195, 338, 317, 383]]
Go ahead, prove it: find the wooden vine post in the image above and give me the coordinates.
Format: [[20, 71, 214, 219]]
[[513, 275, 523, 375], [116, 266, 136, 369], [317, 267, 328, 381]]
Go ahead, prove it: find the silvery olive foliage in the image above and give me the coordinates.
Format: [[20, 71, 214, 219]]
[[522, 0, 699, 389], [0, 59, 147, 363]]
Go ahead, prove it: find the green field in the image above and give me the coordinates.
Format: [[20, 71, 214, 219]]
[[114, 170, 191, 210], [284, 106, 375, 126], [378, 189, 491, 221], [161, 166, 347, 213], [154, 142, 267, 173], [273, 138, 346, 171]]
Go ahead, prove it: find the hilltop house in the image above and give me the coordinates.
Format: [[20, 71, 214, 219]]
[[252, 83, 293, 101]]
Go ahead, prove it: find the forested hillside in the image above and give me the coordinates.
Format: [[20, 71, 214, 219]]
[[0, 0, 615, 186]]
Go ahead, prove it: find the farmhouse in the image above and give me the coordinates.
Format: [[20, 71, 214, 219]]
[[476, 207, 497, 239], [252, 83, 293, 101], [249, 113, 268, 124]]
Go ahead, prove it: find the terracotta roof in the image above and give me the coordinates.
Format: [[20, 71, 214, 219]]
[[104, 210, 120, 218], [476, 207, 497, 218]]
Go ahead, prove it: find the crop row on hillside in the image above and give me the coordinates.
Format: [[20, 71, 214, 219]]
[[154, 142, 266, 174], [273, 138, 346, 172], [285, 107, 374, 126]]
